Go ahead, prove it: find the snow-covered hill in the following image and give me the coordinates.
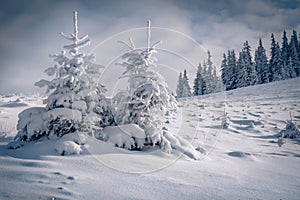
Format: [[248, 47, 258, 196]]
[[0, 78, 299, 199]]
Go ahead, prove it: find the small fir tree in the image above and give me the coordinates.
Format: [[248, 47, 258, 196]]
[[113, 21, 178, 152]]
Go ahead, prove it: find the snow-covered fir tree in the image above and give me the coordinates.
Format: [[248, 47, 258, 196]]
[[236, 41, 257, 88], [113, 21, 178, 153], [221, 53, 228, 89], [181, 69, 192, 97], [255, 38, 270, 84], [201, 50, 221, 94], [289, 30, 300, 76], [281, 30, 290, 72], [193, 64, 206, 96], [270, 34, 285, 81], [201, 61, 208, 94], [228, 50, 238, 90], [176, 72, 183, 98], [203, 51, 214, 94], [15, 11, 112, 142], [212, 62, 222, 93]]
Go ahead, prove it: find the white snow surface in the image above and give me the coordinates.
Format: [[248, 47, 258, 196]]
[[0, 78, 300, 199]]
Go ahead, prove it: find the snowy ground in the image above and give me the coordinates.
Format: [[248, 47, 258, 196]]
[[0, 78, 300, 199]]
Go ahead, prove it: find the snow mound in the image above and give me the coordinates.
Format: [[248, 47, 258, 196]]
[[0, 102, 28, 108], [55, 141, 82, 155], [103, 124, 146, 149], [228, 151, 251, 158]]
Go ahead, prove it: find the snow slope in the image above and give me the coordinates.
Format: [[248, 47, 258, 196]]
[[0, 78, 300, 199]]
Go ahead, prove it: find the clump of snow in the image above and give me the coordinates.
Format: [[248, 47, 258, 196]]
[[103, 124, 146, 149], [55, 141, 82, 155]]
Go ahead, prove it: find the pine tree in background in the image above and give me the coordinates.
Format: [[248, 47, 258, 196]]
[[193, 50, 220, 96], [289, 30, 300, 76], [295, 30, 300, 61], [176, 72, 183, 98], [255, 38, 269, 84], [193, 64, 206, 96], [221, 53, 229, 90], [295, 30, 300, 62], [281, 30, 290, 72], [202, 61, 207, 94], [182, 69, 192, 97], [270, 34, 285, 81], [288, 38, 299, 78], [236, 41, 257, 88], [227, 50, 238, 90], [204, 51, 214, 94]]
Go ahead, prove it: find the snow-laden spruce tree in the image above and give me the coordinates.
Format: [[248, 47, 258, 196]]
[[182, 69, 192, 97], [15, 11, 112, 142], [255, 38, 270, 84], [113, 21, 177, 151], [176, 72, 183, 98], [227, 50, 238, 90], [193, 64, 206, 96], [287, 33, 298, 78], [236, 41, 258, 88], [221, 53, 229, 90], [269, 34, 285, 82], [176, 69, 192, 98], [112, 21, 200, 158]]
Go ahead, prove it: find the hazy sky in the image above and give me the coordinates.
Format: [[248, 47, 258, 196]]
[[0, 0, 299, 95]]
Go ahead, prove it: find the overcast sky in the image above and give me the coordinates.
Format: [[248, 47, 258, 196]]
[[0, 0, 299, 95]]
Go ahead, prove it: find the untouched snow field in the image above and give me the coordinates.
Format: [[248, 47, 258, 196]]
[[1, 78, 300, 199]]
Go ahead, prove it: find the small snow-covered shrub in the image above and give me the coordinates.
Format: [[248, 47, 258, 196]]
[[280, 120, 300, 139], [221, 112, 229, 129], [15, 107, 82, 142], [15, 107, 47, 141]]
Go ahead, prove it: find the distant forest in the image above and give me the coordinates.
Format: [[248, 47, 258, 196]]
[[176, 30, 300, 98]]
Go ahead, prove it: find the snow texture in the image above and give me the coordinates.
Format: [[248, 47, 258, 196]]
[[0, 78, 300, 199]]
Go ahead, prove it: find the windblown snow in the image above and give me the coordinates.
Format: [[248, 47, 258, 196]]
[[0, 78, 300, 199]]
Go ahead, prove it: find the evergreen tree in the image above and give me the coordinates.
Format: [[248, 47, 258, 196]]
[[236, 41, 257, 88], [270, 34, 284, 81], [182, 69, 192, 97], [281, 30, 289, 70], [227, 50, 238, 90], [15, 11, 111, 142], [255, 38, 269, 84], [176, 72, 183, 98], [202, 61, 207, 94], [203, 51, 215, 94], [113, 21, 177, 152], [212, 66, 222, 93], [288, 38, 299, 77], [193, 64, 206, 96], [221, 53, 229, 90], [289, 30, 300, 76]]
